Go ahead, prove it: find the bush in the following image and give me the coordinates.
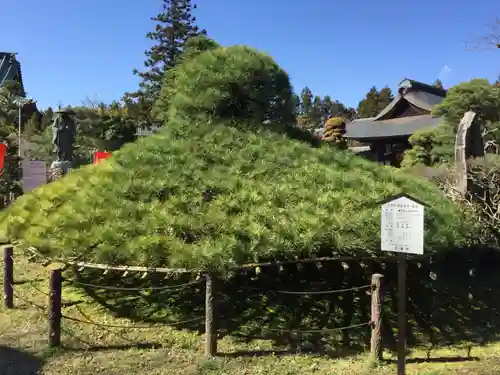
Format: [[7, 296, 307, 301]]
[[401, 125, 455, 168], [457, 155, 500, 247], [0, 113, 476, 270], [0, 43, 478, 272], [164, 45, 296, 126], [152, 36, 221, 121], [322, 116, 346, 148]]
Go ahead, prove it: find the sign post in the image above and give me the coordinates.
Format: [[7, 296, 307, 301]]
[[380, 193, 425, 375], [22, 160, 47, 192]]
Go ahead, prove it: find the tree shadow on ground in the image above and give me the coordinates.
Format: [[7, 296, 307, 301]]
[[70, 246, 500, 360], [385, 356, 480, 364], [0, 345, 44, 375]]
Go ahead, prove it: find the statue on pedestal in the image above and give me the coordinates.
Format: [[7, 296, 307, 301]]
[[50, 107, 76, 176]]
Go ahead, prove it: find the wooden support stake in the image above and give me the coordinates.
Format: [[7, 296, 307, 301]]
[[205, 272, 217, 357], [397, 254, 407, 375], [370, 273, 384, 361], [3, 245, 13, 308], [48, 268, 62, 348]]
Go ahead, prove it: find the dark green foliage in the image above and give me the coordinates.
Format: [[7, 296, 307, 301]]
[[295, 88, 355, 131], [40, 107, 53, 132], [403, 80, 500, 169], [0, 128, 21, 206], [401, 125, 455, 168], [433, 79, 500, 128], [356, 86, 394, 119], [299, 87, 313, 115], [0, 83, 22, 205], [127, 0, 206, 105], [433, 79, 445, 90]]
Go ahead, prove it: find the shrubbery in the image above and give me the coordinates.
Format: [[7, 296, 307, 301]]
[[0, 39, 478, 272]]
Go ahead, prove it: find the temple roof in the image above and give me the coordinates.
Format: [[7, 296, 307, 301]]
[[343, 78, 446, 140], [0, 52, 25, 96], [343, 114, 442, 139]]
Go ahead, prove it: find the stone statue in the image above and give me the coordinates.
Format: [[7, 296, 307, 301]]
[[51, 107, 76, 162]]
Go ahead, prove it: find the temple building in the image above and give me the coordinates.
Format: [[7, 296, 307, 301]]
[[316, 78, 446, 167], [0, 52, 25, 94], [0, 52, 40, 121]]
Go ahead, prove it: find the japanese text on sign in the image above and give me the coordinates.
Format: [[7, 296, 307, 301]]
[[380, 196, 424, 255]]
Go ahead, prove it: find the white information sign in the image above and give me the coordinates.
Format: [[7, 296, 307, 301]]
[[23, 160, 47, 192], [380, 195, 424, 255]]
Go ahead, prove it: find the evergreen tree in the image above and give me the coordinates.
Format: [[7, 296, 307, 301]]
[[356, 86, 393, 118], [343, 107, 357, 121], [291, 93, 301, 115], [127, 0, 206, 106], [0, 85, 22, 205], [299, 87, 313, 115], [310, 95, 323, 124], [377, 86, 394, 112], [433, 79, 445, 90], [24, 113, 38, 140], [40, 107, 54, 132]]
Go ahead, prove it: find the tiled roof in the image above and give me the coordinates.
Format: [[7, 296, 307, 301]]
[[344, 115, 441, 140], [0, 52, 24, 95], [374, 90, 444, 121], [344, 78, 446, 140]]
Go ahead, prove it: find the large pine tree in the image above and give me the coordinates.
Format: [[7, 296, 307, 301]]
[[127, 0, 205, 106], [433, 79, 445, 90], [299, 87, 313, 115]]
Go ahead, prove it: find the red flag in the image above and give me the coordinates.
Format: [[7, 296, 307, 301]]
[[93, 151, 112, 164], [0, 143, 7, 175]]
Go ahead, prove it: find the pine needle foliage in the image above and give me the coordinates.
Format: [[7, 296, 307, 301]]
[[0, 44, 476, 271]]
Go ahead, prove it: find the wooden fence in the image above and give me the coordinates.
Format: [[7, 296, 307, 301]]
[[2, 245, 385, 360]]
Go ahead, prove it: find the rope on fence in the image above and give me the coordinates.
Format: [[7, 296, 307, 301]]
[[26, 280, 51, 297], [68, 304, 156, 345], [241, 321, 371, 334], [20, 243, 431, 275], [59, 325, 94, 347], [275, 284, 371, 295], [10, 286, 46, 311], [61, 314, 203, 329], [64, 277, 204, 292], [62, 303, 203, 329]]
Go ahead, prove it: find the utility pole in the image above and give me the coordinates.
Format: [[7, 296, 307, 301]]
[[12, 97, 35, 158], [18, 105, 21, 157]]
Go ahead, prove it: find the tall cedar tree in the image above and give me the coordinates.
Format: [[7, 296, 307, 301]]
[[433, 79, 445, 90], [356, 86, 394, 118], [127, 0, 205, 107], [299, 87, 313, 115]]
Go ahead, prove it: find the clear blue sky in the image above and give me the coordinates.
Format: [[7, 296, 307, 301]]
[[2, 0, 499, 110]]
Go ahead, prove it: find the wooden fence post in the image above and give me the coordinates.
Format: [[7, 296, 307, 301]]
[[370, 273, 384, 361], [48, 268, 62, 348], [3, 245, 14, 308], [205, 272, 217, 357]]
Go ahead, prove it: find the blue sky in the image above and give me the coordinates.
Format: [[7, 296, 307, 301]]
[[2, 0, 499, 110]]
